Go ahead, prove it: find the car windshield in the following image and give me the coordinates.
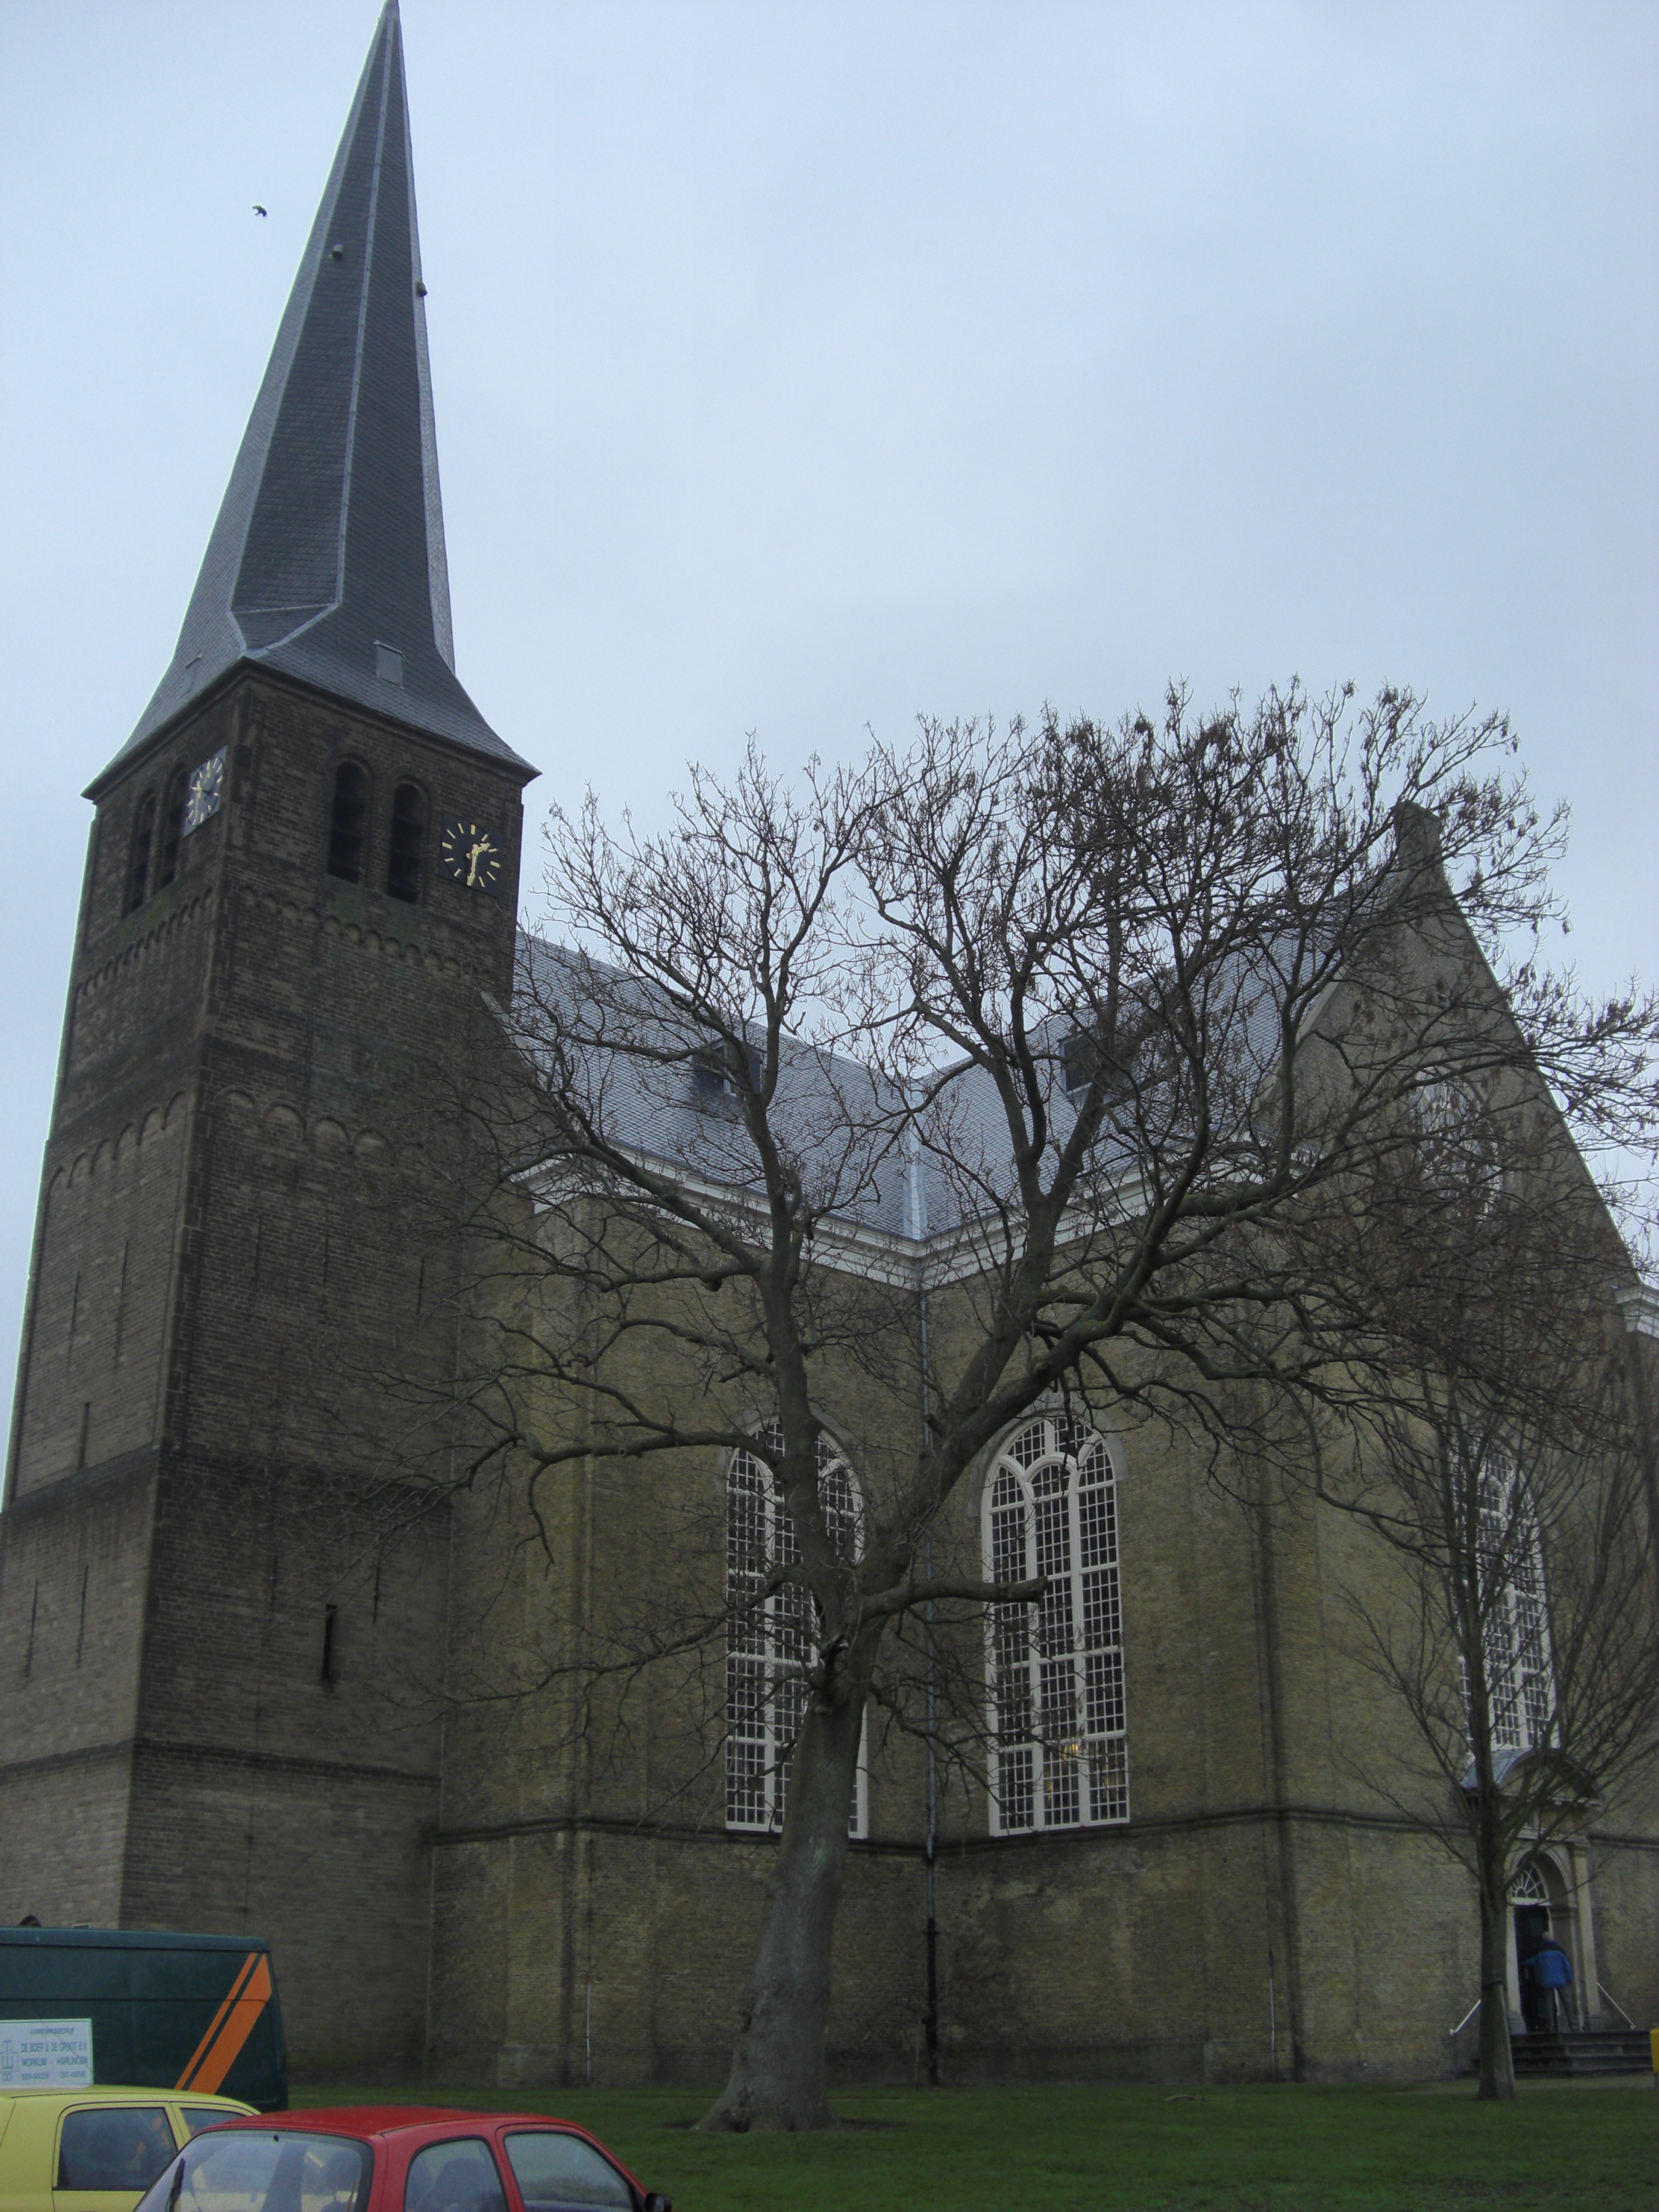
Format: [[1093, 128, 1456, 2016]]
[[134, 2133, 372, 2212]]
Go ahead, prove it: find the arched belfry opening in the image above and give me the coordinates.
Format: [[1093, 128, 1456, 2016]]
[[327, 762, 370, 883], [386, 781, 426, 902]]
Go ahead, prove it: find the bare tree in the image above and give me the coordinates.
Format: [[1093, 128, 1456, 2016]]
[[1305, 1111, 1659, 2102], [369, 682, 1657, 2129]]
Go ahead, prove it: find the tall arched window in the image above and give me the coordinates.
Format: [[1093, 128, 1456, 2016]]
[[1464, 1456, 1553, 1754], [156, 768, 187, 889], [124, 793, 157, 914], [1410, 1069, 1500, 1214], [726, 1422, 866, 1836], [983, 1412, 1128, 1832], [386, 781, 426, 903], [327, 761, 369, 882]]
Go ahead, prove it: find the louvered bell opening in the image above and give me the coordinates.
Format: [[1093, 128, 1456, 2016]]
[[386, 781, 426, 903], [157, 769, 187, 888], [327, 762, 369, 883], [124, 794, 157, 914]]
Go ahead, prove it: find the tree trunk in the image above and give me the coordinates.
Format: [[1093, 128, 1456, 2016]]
[[699, 1671, 868, 2131], [1475, 1861, 1517, 2101]]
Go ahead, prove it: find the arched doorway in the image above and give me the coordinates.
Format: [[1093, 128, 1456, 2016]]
[[1509, 1864, 1551, 2034], [1507, 1857, 1581, 2034]]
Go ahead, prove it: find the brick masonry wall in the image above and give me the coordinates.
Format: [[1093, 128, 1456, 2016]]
[[425, 1250, 1656, 2088], [1, 665, 533, 2072], [0, 1458, 157, 1929], [1589, 1837, 1659, 2032], [426, 1809, 1491, 2089]]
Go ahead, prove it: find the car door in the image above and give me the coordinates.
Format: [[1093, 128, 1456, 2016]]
[[403, 2137, 510, 2212], [0, 2092, 56, 2212], [52, 2104, 179, 2212]]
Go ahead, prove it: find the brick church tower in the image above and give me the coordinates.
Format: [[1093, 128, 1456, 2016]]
[[0, 3, 535, 2072]]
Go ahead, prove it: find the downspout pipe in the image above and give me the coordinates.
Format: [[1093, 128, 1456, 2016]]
[[905, 1128, 941, 2086]]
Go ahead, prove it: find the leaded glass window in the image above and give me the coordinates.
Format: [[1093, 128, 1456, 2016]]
[[726, 1422, 866, 1837], [1409, 1070, 1500, 1212], [1463, 1456, 1553, 1755], [983, 1412, 1128, 1833]]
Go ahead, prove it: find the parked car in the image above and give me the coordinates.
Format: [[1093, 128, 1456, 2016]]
[[130, 2108, 670, 2212], [0, 2085, 254, 2212]]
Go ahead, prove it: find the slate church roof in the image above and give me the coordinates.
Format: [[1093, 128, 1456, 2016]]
[[91, 1, 532, 795], [515, 935, 1128, 1250]]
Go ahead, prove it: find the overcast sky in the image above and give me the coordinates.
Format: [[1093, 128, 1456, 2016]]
[[1, 0, 1655, 1376]]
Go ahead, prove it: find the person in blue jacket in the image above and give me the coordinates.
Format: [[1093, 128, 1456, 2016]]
[[1525, 1931, 1574, 2033]]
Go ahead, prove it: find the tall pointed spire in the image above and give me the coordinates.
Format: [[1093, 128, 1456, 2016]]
[[96, 1, 529, 787]]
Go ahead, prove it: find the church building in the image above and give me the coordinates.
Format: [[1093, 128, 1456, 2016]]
[[3, 3, 1655, 2089]]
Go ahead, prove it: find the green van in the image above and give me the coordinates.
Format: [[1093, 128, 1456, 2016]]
[[0, 1931, 286, 2113]]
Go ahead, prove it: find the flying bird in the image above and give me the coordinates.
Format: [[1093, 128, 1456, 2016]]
[[253, 204, 267, 217]]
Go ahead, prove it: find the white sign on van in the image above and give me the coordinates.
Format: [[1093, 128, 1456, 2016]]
[[0, 2019, 94, 2088]]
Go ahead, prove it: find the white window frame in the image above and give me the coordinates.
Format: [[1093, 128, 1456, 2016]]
[[982, 1411, 1129, 1835], [1467, 1456, 1554, 1756], [1410, 1069, 1501, 1212], [725, 1422, 867, 1837]]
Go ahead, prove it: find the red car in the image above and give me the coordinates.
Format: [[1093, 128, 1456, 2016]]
[[131, 2106, 671, 2212]]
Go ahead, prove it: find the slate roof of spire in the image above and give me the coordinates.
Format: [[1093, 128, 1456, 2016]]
[[91, 1, 532, 794]]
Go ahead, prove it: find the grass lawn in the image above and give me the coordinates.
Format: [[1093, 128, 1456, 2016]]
[[289, 2078, 1659, 2212]]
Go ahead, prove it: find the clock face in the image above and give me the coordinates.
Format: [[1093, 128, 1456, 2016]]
[[439, 813, 504, 895], [182, 747, 226, 835]]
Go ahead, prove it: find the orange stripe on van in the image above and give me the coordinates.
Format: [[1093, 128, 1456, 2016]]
[[175, 1952, 258, 2089], [176, 1951, 269, 2093]]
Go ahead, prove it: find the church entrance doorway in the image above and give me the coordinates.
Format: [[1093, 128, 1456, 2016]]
[[1513, 1899, 1553, 2035], [1508, 1856, 1584, 2036]]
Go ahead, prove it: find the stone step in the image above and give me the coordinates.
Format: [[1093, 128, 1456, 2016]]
[[1511, 2030, 1653, 2076]]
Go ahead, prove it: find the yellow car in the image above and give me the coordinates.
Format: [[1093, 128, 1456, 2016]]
[[0, 2088, 253, 2212]]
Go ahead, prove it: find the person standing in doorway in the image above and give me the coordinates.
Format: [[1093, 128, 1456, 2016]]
[[1525, 1930, 1575, 2034]]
